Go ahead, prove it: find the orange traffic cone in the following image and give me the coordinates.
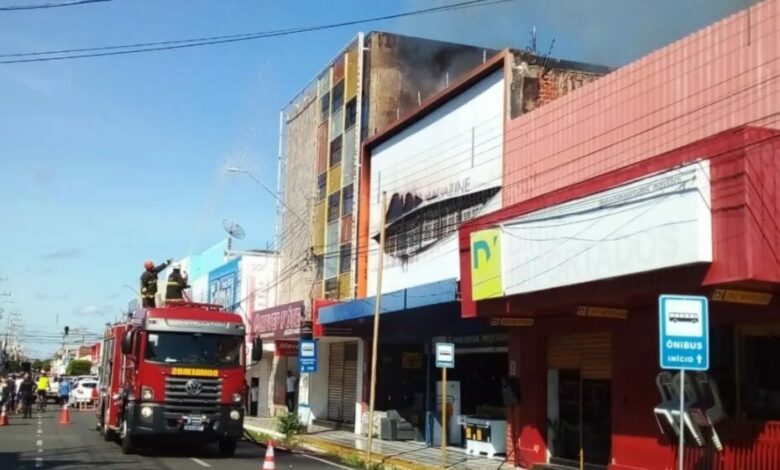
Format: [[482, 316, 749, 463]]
[[262, 441, 275, 470], [59, 403, 71, 425], [0, 405, 9, 426]]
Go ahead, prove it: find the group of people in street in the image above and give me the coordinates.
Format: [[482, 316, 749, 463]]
[[0, 372, 71, 419], [140, 259, 190, 308]]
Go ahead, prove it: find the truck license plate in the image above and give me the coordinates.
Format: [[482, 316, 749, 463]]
[[184, 424, 205, 432]]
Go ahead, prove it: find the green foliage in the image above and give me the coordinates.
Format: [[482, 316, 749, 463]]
[[66, 359, 92, 376], [275, 411, 305, 444], [341, 452, 364, 467]]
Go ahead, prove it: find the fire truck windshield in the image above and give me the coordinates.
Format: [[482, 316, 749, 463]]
[[145, 332, 242, 367]]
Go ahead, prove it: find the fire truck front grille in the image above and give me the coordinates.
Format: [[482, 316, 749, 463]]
[[163, 377, 222, 418]]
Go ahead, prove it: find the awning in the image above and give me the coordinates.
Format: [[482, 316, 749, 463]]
[[318, 278, 458, 325]]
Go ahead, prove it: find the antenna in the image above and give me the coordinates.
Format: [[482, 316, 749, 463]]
[[223, 219, 246, 252]]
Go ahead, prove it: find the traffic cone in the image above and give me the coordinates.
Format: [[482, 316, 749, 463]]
[[59, 403, 71, 425], [0, 405, 9, 426], [262, 441, 275, 470]]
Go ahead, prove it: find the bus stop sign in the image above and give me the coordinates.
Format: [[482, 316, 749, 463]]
[[659, 295, 709, 371]]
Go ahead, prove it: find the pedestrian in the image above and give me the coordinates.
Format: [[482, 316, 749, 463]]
[[36, 373, 49, 412], [285, 370, 297, 413], [165, 263, 189, 304], [59, 377, 71, 407], [14, 374, 24, 414], [19, 373, 34, 419], [0, 376, 10, 410], [50, 377, 60, 405], [6, 374, 16, 413], [140, 258, 171, 308]]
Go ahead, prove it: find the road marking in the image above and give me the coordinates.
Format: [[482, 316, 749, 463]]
[[37, 429, 42, 434], [35, 457, 43, 468], [36, 440, 43, 446], [190, 458, 211, 468], [38, 449, 43, 453], [302, 454, 356, 469]]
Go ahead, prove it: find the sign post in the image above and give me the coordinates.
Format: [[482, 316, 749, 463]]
[[659, 295, 709, 470], [298, 339, 318, 373], [435, 342, 455, 469]]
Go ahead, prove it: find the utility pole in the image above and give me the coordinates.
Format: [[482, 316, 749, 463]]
[[365, 192, 388, 469]]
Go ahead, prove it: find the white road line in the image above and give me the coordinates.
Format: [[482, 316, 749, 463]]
[[36, 440, 43, 446], [38, 449, 43, 453], [190, 458, 211, 468], [36, 429, 42, 434], [302, 454, 356, 469], [35, 457, 43, 468]]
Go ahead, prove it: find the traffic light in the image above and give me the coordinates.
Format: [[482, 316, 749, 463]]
[[64, 326, 69, 336]]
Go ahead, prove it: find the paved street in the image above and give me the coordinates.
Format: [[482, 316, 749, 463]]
[[0, 408, 355, 470]]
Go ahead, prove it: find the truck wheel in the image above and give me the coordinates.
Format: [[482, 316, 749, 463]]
[[102, 423, 116, 442], [119, 418, 136, 454], [217, 438, 237, 457]]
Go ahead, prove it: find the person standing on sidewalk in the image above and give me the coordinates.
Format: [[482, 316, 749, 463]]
[[285, 371, 297, 413], [19, 373, 34, 419]]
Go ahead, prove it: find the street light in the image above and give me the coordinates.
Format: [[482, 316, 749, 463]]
[[225, 167, 307, 225]]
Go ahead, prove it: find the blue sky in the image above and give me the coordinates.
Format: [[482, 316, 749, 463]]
[[0, 0, 754, 357]]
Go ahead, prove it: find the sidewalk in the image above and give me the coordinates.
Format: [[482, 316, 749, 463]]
[[244, 417, 515, 470]]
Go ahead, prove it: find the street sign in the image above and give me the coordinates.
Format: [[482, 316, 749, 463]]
[[299, 339, 317, 373], [659, 295, 709, 371], [435, 342, 455, 369]]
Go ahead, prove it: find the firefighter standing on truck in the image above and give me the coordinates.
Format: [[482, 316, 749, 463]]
[[140, 259, 171, 308], [165, 263, 189, 303]]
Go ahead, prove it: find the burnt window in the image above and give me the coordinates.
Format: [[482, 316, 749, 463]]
[[320, 92, 330, 122], [330, 135, 342, 167], [328, 191, 340, 222], [340, 243, 352, 274], [342, 184, 354, 216], [345, 98, 358, 129], [332, 81, 345, 111], [317, 173, 327, 201]]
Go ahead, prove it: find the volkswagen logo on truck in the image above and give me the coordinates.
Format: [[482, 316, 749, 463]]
[[185, 379, 203, 396]]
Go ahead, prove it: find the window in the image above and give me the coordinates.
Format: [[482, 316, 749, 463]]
[[324, 278, 339, 300], [328, 191, 340, 222], [320, 92, 330, 122], [145, 332, 243, 367], [345, 98, 357, 129], [342, 184, 354, 216], [330, 135, 342, 167], [314, 255, 324, 281], [317, 173, 327, 201], [331, 80, 345, 111], [340, 243, 352, 273]]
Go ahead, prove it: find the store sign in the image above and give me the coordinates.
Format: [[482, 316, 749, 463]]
[[489, 317, 534, 327], [659, 295, 709, 371], [576, 306, 628, 319], [275, 340, 299, 357], [471, 228, 503, 300], [208, 258, 240, 311], [711, 288, 772, 306], [251, 301, 303, 341]]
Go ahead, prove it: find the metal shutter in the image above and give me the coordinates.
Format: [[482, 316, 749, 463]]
[[547, 333, 612, 380], [341, 343, 358, 423], [327, 343, 345, 421]]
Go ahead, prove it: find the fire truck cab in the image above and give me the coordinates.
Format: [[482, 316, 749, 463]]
[[97, 303, 261, 456]]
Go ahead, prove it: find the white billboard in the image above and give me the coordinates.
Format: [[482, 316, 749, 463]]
[[367, 70, 504, 295], [499, 161, 712, 295]]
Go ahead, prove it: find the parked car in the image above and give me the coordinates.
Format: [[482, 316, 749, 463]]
[[72, 379, 98, 405]]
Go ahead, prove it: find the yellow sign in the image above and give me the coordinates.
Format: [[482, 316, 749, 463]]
[[171, 367, 219, 378], [576, 306, 628, 319], [471, 228, 502, 300], [490, 317, 535, 327], [712, 288, 772, 306]]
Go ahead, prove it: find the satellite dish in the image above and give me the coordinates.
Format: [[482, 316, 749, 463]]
[[223, 219, 246, 240]]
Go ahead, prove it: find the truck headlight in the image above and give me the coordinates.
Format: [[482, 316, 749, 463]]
[[230, 410, 241, 420], [141, 406, 153, 419], [141, 387, 154, 401], [231, 393, 242, 403]]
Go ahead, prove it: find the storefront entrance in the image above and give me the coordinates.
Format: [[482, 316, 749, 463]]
[[327, 342, 358, 423], [547, 333, 612, 469]]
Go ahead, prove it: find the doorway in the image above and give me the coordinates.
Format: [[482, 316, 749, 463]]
[[547, 333, 612, 469]]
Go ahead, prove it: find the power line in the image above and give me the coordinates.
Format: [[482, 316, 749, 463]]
[[0, 0, 112, 12], [0, 0, 516, 64]]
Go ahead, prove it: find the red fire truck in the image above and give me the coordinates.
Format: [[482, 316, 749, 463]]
[[96, 302, 261, 456]]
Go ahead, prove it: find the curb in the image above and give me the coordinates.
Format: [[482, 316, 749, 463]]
[[298, 437, 441, 470]]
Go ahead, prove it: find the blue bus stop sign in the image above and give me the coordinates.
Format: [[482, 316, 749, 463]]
[[299, 339, 318, 373], [659, 295, 709, 371]]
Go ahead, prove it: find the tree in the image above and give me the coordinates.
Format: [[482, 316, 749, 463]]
[[66, 359, 92, 376]]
